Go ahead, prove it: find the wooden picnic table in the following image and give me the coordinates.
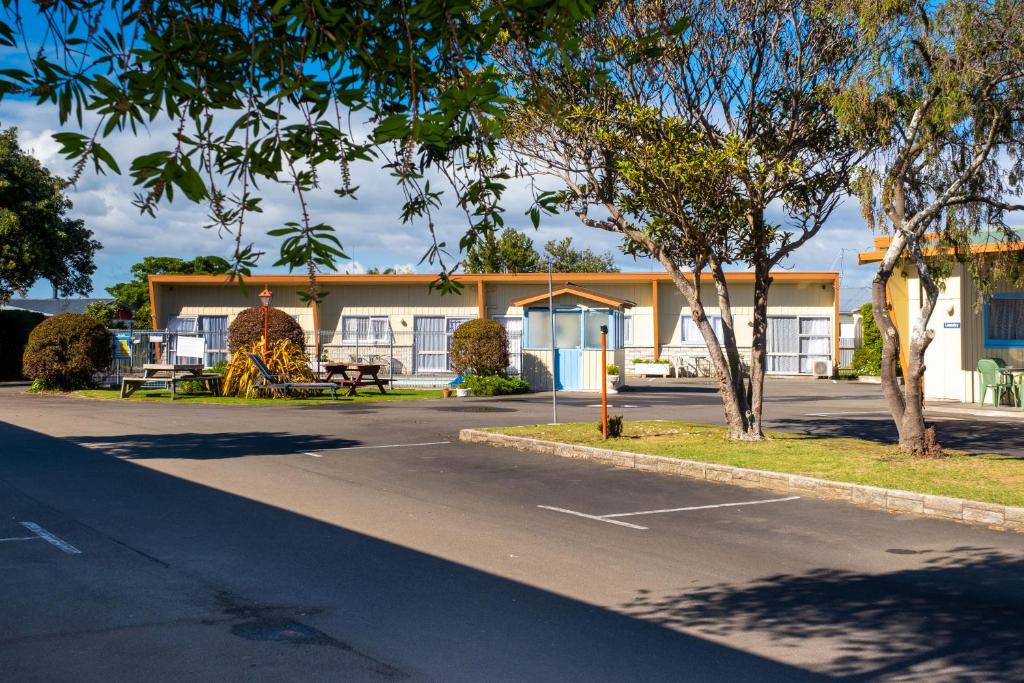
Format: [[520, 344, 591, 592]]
[[323, 362, 388, 397], [120, 363, 221, 399]]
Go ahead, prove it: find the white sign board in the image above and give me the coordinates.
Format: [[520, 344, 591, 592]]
[[176, 335, 206, 361]]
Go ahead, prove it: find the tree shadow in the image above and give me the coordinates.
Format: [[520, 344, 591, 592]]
[[70, 432, 359, 459], [768, 416, 1024, 456], [621, 546, 1024, 680], [0, 419, 822, 681]]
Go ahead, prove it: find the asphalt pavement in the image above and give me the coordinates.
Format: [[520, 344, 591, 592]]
[[1, 380, 1022, 681]]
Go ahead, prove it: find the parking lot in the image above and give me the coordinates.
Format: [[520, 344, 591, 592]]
[[1, 379, 1023, 680]]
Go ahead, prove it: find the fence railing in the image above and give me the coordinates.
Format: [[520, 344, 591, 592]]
[[838, 337, 857, 369], [97, 327, 524, 387]]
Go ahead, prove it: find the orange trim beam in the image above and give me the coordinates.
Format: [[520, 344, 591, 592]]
[[511, 285, 636, 308], [477, 278, 485, 318], [147, 277, 158, 329], [858, 238, 1024, 265], [651, 279, 660, 360]]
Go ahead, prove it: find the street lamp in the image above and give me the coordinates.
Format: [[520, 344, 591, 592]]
[[259, 286, 273, 356]]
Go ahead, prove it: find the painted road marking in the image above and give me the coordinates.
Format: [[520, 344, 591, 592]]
[[18, 522, 81, 554], [536, 506, 649, 530], [0, 536, 38, 543], [602, 496, 801, 518], [538, 496, 801, 530], [303, 440, 452, 457]]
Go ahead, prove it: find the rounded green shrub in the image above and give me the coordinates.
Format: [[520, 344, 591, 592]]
[[22, 313, 112, 390], [450, 319, 509, 375], [227, 306, 306, 353], [0, 310, 46, 380]]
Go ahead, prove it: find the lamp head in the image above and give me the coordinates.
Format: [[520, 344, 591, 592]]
[[258, 286, 273, 307]]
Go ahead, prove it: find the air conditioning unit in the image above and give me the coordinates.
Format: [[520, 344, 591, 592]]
[[812, 360, 833, 378]]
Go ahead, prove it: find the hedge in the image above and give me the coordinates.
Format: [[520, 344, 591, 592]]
[[450, 319, 509, 375], [0, 310, 46, 380], [22, 313, 112, 390], [227, 306, 306, 353]]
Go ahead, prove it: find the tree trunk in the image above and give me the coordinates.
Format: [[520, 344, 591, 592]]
[[871, 236, 943, 457], [746, 260, 771, 439]]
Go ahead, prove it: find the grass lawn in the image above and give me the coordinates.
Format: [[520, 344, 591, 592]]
[[488, 421, 1024, 507], [75, 388, 442, 405]]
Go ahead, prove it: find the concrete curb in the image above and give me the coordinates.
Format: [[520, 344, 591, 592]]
[[459, 429, 1024, 532], [927, 405, 1024, 420]]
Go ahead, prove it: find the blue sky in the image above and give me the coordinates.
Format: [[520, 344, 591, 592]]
[[1, 99, 877, 309], [0, 6, 877, 310]]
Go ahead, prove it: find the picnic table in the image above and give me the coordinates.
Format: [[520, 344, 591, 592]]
[[120, 363, 222, 399], [323, 362, 388, 397], [1000, 367, 1024, 406]]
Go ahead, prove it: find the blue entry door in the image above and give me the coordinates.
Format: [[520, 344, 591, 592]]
[[554, 309, 583, 390]]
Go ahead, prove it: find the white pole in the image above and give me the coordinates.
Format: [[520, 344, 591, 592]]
[[549, 262, 557, 424]]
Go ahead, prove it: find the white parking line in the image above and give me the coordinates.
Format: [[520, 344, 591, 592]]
[[0, 536, 37, 543], [538, 496, 801, 530], [303, 440, 452, 457], [602, 496, 801, 518], [536, 506, 649, 530], [19, 522, 81, 554]]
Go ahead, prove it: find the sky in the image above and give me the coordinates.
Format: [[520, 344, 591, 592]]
[[2, 96, 877, 310]]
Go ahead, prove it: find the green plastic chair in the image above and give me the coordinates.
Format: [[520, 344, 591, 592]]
[[977, 358, 1018, 407]]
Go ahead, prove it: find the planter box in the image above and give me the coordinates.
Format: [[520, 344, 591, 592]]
[[456, 387, 473, 397], [634, 363, 671, 377]]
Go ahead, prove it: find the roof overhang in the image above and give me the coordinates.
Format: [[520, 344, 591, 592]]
[[511, 283, 636, 308], [858, 234, 1024, 265]]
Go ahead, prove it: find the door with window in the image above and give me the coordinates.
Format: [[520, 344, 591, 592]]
[[554, 309, 583, 390], [413, 317, 446, 373], [495, 316, 523, 375]]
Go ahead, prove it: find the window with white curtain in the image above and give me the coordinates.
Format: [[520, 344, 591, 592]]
[[623, 312, 633, 345], [680, 314, 723, 345], [986, 296, 1024, 347], [767, 316, 832, 374], [340, 316, 390, 343]]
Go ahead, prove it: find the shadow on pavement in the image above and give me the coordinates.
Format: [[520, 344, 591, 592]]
[[70, 432, 360, 459], [0, 419, 820, 681], [621, 546, 1024, 680]]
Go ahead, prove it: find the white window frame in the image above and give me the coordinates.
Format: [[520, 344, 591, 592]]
[[340, 315, 391, 344], [680, 314, 723, 345], [767, 315, 833, 375], [623, 311, 634, 346]]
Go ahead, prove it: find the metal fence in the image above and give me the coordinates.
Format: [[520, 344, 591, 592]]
[[97, 326, 524, 387], [838, 337, 857, 369]]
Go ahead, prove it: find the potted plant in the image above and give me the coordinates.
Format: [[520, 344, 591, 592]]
[[441, 386, 453, 398], [606, 364, 621, 394], [455, 383, 473, 398]]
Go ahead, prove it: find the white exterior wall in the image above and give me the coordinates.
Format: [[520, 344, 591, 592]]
[[906, 264, 1024, 402]]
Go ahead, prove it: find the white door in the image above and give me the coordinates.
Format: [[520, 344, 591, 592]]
[[495, 316, 523, 375], [414, 317, 446, 373]]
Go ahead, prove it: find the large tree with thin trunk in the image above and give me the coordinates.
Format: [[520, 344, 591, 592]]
[[499, 0, 865, 439], [835, 0, 1024, 456]]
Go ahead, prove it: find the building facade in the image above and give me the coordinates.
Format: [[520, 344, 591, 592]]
[[858, 235, 1024, 403], [148, 271, 840, 391]]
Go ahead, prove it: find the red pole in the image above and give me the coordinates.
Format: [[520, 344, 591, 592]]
[[601, 326, 608, 439]]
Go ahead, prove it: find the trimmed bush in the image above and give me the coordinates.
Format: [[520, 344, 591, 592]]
[[227, 306, 305, 353], [0, 310, 46, 379], [22, 313, 112, 390], [450, 319, 509, 375], [598, 415, 624, 437], [460, 373, 529, 396]]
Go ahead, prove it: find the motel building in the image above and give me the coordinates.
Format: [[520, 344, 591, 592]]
[[858, 235, 1024, 404], [148, 270, 840, 392]]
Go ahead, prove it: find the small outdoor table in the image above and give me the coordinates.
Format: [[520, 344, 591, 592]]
[[1000, 367, 1024, 407], [120, 363, 221, 399], [322, 363, 388, 397]]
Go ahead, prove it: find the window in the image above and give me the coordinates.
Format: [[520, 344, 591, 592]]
[[623, 312, 634, 346], [167, 314, 197, 332], [680, 314, 723, 345], [767, 316, 832, 374], [526, 308, 551, 348], [340, 316, 390, 343], [985, 295, 1024, 348]]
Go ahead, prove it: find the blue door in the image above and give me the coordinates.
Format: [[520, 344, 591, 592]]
[[554, 309, 583, 390], [555, 348, 582, 390]]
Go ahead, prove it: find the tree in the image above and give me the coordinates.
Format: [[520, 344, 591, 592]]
[[462, 228, 615, 273], [106, 255, 230, 327], [367, 267, 398, 275], [0, 0, 595, 297], [0, 128, 100, 304], [836, 0, 1024, 456], [464, 228, 543, 273], [500, 0, 864, 439], [542, 237, 618, 273]]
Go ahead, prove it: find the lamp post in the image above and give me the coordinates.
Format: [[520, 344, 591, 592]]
[[259, 286, 273, 356], [600, 324, 608, 439], [548, 262, 557, 425]]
